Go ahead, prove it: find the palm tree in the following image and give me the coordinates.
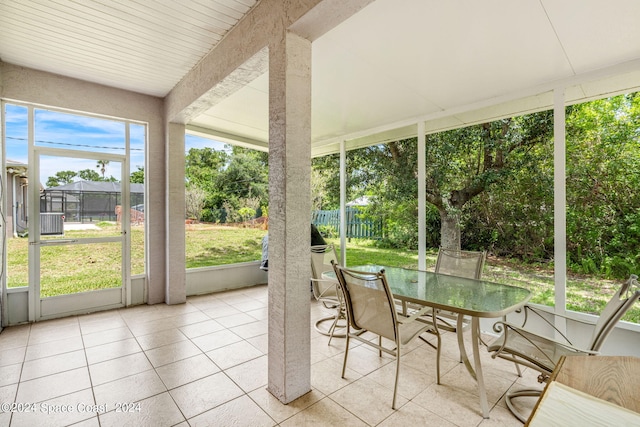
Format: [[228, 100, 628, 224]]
[[96, 160, 109, 179]]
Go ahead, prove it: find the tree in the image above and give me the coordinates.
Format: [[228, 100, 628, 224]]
[[185, 186, 207, 221], [215, 146, 268, 209], [78, 169, 101, 181], [46, 170, 77, 187], [314, 111, 554, 251], [96, 160, 109, 178], [130, 166, 144, 184], [421, 112, 554, 250]]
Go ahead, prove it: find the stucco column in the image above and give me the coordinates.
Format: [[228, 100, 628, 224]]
[[267, 30, 312, 403], [165, 122, 186, 304]]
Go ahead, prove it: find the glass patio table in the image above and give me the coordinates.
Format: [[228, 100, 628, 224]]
[[325, 264, 532, 418]]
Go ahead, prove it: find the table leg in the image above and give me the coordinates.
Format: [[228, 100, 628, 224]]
[[472, 317, 490, 418], [455, 316, 490, 418], [457, 315, 475, 380]]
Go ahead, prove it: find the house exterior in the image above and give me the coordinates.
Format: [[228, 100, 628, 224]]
[[4, 160, 28, 238]]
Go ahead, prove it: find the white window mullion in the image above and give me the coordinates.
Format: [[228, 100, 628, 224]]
[[553, 88, 568, 335]]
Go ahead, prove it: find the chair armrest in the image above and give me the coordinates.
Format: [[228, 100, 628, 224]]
[[493, 320, 598, 356], [310, 278, 339, 301], [505, 305, 594, 346], [397, 305, 434, 325]]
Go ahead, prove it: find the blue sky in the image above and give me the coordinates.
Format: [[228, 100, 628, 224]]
[[4, 103, 225, 186]]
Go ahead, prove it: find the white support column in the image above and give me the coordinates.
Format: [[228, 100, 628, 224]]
[[340, 140, 347, 265], [267, 30, 312, 403], [418, 122, 426, 270], [166, 122, 186, 304], [553, 88, 568, 331]]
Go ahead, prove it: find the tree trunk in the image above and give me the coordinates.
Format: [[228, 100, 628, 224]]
[[439, 209, 461, 251]]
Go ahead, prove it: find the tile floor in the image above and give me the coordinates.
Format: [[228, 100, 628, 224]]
[[0, 285, 542, 426]]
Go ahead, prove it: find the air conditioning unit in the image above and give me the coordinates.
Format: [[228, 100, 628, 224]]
[[41, 213, 64, 236]]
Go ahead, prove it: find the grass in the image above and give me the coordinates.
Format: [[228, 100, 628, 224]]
[[6, 224, 638, 323]]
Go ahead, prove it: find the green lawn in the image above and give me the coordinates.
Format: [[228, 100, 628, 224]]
[[6, 224, 638, 323]]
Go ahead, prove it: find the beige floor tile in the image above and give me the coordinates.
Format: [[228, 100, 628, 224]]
[[0, 412, 10, 426], [206, 340, 263, 370], [155, 353, 220, 390], [229, 320, 268, 339], [187, 297, 228, 312], [144, 339, 201, 367], [0, 325, 30, 350], [191, 329, 243, 352], [441, 363, 515, 405], [328, 375, 407, 425], [28, 323, 80, 345], [246, 307, 268, 321], [338, 343, 395, 376], [134, 328, 187, 351], [20, 349, 86, 381], [82, 327, 133, 348], [78, 314, 127, 336], [280, 397, 368, 427], [188, 395, 276, 427], [24, 336, 84, 361], [10, 388, 96, 427], [229, 298, 266, 312], [202, 305, 242, 319], [0, 383, 18, 403], [170, 372, 244, 419], [310, 357, 362, 396], [153, 311, 210, 329], [16, 367, 91, 403], [85, 338, 142, 365], [366, 359, 437, 400], [99, 392, 185, 427], [89, 353, 153, 386], [178, 319, 225, 339], [0, 346, 26, 368], [216, 291, 257, 305], [0, 363, 21, 387], [93, 370, 166, 407], [225, 356, 268, 393], [412, 382, 485, 427], [65, 417, 100, 427], [378, 401, 458, 427], [479, 402, 529, 427], [216, 312, 258, 328], [249, 387, 324, 424], [246, 334, 268, 354], [153, 301, 200, 316]]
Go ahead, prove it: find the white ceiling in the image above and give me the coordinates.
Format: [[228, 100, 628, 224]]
[[0, 0, 258, 96], [2, 0, 640, 155]]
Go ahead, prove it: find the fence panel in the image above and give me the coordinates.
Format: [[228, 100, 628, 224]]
[[312, 207, 381, 240]]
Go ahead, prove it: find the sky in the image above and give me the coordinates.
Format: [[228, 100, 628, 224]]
[[3, 103, 226, 186]]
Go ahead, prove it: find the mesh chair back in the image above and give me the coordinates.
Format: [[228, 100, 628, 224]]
[[435, 247, 486, 279], [311, 245, 340, 301], [333, 265, 398, 340], [589, 274, 640, 351], [311, 245, 339, 279]]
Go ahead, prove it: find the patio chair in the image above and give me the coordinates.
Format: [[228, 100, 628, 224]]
[[311, 244, 345, 344], [487, 274, 640, 423], [332, 262, 441, 409], [433, 247, 486, 332], [403, 248, 486, 360]]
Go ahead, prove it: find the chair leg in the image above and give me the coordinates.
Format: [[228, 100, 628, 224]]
[[435, 332, 441, 385], [392, 351, 401, 410], [505, 388, 543, 423], [341, 331, 350, 379]]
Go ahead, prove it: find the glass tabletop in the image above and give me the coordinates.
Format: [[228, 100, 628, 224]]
[[327, 265, 532, 318]]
